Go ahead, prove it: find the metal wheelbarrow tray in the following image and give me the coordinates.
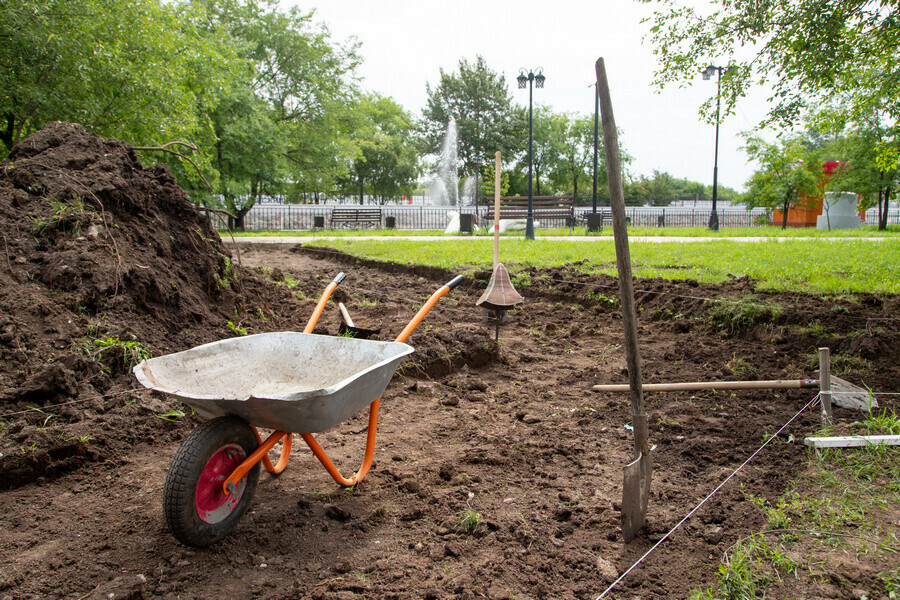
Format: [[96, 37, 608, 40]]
[[133, 332, 414, 433]]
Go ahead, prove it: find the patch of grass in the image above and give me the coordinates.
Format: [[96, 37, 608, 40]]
[[301, 237, 900, 295], [586, 290, 619, 307], [724, 355, 755, 378], [688, 534, 799, 600], [794, 321, 828, 337], [73, 335, 152, 372], [358, 295, 379, 307], [878, 568, 900, 598], [31, 196, 89, 235], [718, 408, 900, 598], [704, 296, 783, 336], [217, 254, 235, 290], [831, 354, 874, 375], [457, 503, 484, 534]]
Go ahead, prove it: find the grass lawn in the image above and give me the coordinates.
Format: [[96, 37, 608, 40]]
[[299, 236, 900, 295]]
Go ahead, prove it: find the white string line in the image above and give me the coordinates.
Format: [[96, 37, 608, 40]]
[[595, 393, 821, 600]]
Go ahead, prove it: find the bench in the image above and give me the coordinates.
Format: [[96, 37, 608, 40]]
[[330, 207, 382, 229], [481, 196, 575, 229]]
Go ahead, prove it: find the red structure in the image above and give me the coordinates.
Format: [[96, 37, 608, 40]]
[[772, 161, 843, 227]]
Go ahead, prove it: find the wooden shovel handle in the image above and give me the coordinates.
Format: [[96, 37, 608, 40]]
[[337, 302, 354, 328]]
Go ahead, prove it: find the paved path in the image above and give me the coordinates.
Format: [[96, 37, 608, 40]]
[[223, 235, 888, 244]]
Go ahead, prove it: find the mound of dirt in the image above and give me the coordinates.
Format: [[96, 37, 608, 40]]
[[0, 122, 300, 487]]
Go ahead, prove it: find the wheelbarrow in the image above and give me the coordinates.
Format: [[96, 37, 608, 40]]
[[134, 272, 464, 546]]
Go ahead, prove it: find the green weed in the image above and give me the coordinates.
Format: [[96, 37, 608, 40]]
[[457, 503, 484, 534], [27, 407, 56, 428], [586, 290, 619, 307], [227, 320, 247, 336], [157, 409, 186, 422], [73, 335, 152, 371]]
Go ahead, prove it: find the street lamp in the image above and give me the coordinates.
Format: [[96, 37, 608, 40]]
[[702, 64, 730, 232], [473, 155, 483, 220], [592, 82, 599, 214], [517, 68, 545, 240]]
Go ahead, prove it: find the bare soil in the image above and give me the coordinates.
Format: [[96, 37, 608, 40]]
[[0, 123, 897, 600]]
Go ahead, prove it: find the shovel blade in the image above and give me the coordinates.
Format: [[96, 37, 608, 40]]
[[621, 450, 652, 542], [338, 322, 380, 339]]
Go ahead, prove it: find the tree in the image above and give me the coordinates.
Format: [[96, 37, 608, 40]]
[[642, 0, 900, 130], [196, 0, 360, 226], [742, 135, 819, 229], [0, 0, 227, 155], [519, 105, 566, 196], [422, 56, 525, 175], [549, 113, 597, 205], [342, 94, 421, 204]]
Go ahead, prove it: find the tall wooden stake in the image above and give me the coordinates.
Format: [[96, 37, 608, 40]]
[[596, 57, 650, 542], [493, 151, 501, 268]]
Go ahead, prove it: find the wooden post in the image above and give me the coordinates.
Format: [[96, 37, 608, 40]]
[[819, 347, 832, 423], [493, 151, 501, 268]]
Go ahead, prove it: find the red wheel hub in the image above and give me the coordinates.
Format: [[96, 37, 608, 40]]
[[195, 443, 247, 524]]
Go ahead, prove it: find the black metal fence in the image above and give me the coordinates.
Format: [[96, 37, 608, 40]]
[[206, 204, 900, 232]]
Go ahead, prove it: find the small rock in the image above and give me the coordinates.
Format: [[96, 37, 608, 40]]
[[595, 556, 618, 583], [324, 504, 352, 522], [466, 379, 488, 392], [333, 561, 352, 574], [704, 526, 724, 545]]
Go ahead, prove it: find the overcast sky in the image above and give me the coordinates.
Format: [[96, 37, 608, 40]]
[[287, 0, 771, 192]]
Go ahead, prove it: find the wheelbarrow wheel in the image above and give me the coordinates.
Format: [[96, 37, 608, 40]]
[[163, 416, 260, 547]]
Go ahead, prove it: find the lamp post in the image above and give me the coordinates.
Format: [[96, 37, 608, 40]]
[[473, 155, 483, 221], [592, 82, 599, 214], [517, 68, 545, 240], [702, 64, 729, 232]]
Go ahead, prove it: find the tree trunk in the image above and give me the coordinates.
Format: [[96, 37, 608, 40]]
[[781, 198, 790, 230], [358, 176, 364, 205], [882, 184, 892, 230], [233, 206, 250, 231], [1, 113, 14, 152]]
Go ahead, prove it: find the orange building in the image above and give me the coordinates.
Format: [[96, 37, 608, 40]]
[[772, 161, 842, 227]]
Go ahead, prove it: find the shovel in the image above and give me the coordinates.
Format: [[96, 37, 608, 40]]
[[338, 302, 381, 339]]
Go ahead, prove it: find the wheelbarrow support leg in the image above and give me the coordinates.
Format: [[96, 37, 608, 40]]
[[300, 275, 465, 488], [223, 430, 292, 495]]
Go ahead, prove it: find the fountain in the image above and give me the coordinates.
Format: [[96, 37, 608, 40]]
[[426, 118, 460, 206]]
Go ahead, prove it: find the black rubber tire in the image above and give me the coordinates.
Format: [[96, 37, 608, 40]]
[[163, 416, 260, 547]]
